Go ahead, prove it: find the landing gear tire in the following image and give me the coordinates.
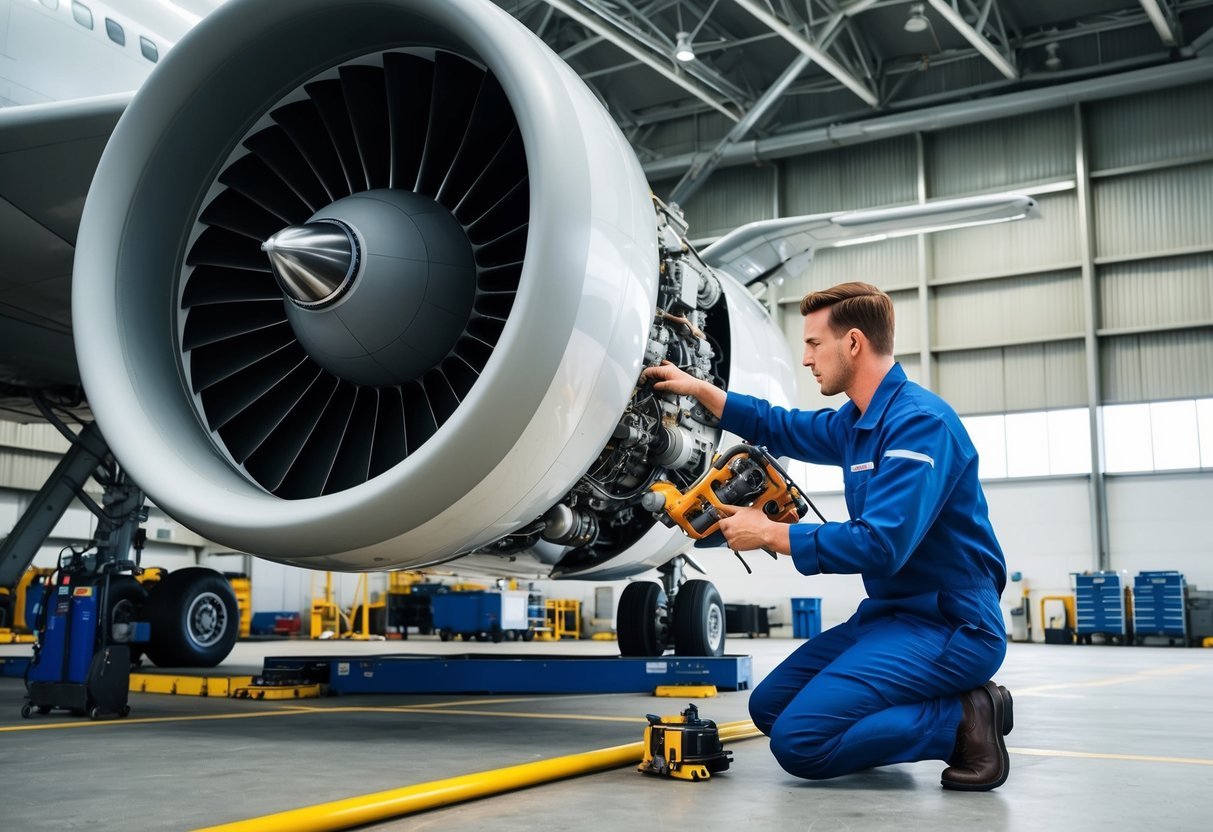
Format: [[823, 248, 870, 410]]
[[104, 576, 148, 666], [143, 568, 239, 668], [617, 581, 669, 657], [673, 580, 725, 657]]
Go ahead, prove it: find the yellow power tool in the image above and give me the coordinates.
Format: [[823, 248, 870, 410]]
[[643, 444, 822, 571], [638, 704, 733, 781]]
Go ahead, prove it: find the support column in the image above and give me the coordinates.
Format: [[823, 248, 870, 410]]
[[1074, 103, 1112, 571], [915, 132, 934, 390]]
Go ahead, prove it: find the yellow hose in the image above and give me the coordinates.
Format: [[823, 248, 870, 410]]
[[197, 720, 763, 832]]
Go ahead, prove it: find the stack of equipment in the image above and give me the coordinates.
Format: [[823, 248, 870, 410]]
[[23, 568, 133, 720]]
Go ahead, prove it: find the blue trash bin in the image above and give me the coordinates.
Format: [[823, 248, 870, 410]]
[[791, 598, 821, 639]]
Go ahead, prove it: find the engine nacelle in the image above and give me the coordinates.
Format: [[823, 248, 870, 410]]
[[72, 0, 794, 576]]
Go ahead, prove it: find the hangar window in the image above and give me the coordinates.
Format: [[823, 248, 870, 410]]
[[962, 408, 1091, 480], [71, 0, 92, 29], [1104, 400, 1210, 473], [105, 17, 125, 46], [140, 36, 159, 63]]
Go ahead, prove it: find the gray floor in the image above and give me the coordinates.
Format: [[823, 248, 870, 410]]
[[1, 638, 1211, 831]]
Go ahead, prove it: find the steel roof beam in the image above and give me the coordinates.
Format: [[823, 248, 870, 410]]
[[1139, 0, 1180, 46], [729, 0, 879, 106], [669, 52, 814, 203], [926, 0, 1018, 80], [540, 0, 741, 121]]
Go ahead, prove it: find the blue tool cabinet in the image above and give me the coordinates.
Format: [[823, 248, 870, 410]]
[[1073, 571, 1129, 644], [1132, 571, 1187, 645]]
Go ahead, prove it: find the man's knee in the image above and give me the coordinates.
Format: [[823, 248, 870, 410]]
[[768, 717, 841, 780]]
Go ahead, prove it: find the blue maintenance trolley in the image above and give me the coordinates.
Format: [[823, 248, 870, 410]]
[[258, 652, 752, 695]]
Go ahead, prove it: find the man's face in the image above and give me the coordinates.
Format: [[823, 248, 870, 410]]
[[803, 308, 855, 397]]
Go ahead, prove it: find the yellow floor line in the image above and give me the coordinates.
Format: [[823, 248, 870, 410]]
[[391, 707, 643, 723], [1010, 746, 1213, 766], [0, 708, 315, 732], [1016, 663, 1213, 696]]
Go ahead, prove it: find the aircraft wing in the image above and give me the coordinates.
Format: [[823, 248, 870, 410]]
[[0, 93, 129, 419], [700, 193, 1040, 287]]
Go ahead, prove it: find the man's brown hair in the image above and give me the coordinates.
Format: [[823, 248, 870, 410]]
[[799, 282, 895, 355]]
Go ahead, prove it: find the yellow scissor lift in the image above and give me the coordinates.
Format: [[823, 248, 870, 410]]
[[310, 572, 385, 640]]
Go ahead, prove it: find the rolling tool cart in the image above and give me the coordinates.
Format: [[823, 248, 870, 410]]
[[22, 558, 135, 720], [1073, 571, 1130, 645], [1132, 571, 1187, 646]]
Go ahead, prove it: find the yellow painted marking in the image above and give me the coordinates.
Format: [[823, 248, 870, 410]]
[[1010, 747, 1213, 766], [1016, 663, 1212, 696], [391, 707, 643, 723], [0, 708, 314, 732]]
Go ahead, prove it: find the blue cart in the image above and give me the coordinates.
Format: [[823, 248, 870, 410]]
[[431, 591, 533, 642]]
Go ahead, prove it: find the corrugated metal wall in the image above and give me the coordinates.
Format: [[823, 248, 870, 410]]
[[766, 79, 1213, 415], [926, 107, 1075, 197], [782, 138, 918, 214]]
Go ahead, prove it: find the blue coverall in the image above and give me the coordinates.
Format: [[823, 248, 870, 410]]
[[719, 363, 1007, 780]]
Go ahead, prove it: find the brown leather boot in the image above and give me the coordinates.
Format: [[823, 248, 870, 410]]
[[941, 681, 1011, 791]]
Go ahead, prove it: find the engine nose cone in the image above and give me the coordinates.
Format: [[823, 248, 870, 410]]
[[262, 222, 358, 308], [277, 189, 478, 387]]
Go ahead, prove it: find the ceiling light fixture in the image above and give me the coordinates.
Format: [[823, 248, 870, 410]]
[[1044, 42, 1062, 71], [904, 3, 929, 33], [674, 30, 696, 63]]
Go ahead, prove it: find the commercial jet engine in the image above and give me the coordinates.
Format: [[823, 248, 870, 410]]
[[71, 0, 796, 658]]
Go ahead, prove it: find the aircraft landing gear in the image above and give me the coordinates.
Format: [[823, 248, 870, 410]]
[[617, 555, 725, 657]]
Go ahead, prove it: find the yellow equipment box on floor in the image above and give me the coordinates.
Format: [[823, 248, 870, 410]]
[[638, 704, 733, 782]]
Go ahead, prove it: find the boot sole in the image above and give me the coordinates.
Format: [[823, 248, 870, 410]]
[[998, 684, 1013, 736], [941, 682, 1010, 792]]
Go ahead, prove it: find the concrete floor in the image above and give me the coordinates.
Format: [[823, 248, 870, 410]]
[[1, 638, 1211, 831]]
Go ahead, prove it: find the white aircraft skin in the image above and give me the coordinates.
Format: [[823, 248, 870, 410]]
[[0, 0, 1034, 663], [0, 0, 168, 106]]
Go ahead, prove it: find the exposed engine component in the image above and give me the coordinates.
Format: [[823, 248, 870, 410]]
[[535, 201, 729, 573]]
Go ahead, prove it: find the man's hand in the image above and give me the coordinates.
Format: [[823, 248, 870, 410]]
[[716, 503, 792, 555], [641, 361, 726, 419]]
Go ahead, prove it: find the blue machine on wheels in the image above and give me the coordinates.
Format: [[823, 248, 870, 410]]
[[23, 564, 133, 721]]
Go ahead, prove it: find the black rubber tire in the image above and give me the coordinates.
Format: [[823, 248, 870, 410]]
[[673, 580, 726, 657], [119, 705, 131, 719], [617, 581, 668, 657], [20, 703, 32, 719], [521, 628, 535, 642], [104, 576, 148, 664], [491, 627, 503, 643], [142, 568, 239, 668], [439, 628, 452, 642]]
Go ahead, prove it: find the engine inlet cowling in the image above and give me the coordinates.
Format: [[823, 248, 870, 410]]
[[72, 0, 659, 569]]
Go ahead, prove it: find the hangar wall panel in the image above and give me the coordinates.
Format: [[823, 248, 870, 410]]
[[680, 163, 778, 238], [936, 340, 1087, 415], [0, 422, 70, 454], [1093, 162, 1213, 259], [1087, 83, 1213, 171], [786, 236, 918, 297], [782, 137, 917, 214], [931, 192, 1080, 281], [926, 108, 1074, 197], [1099, 252, 1213, 332], [1101, 329, 1213, 403], [889, 289, 920, 354], [931, 271, 1084, 349], [1107, 472, 1213, 585]]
